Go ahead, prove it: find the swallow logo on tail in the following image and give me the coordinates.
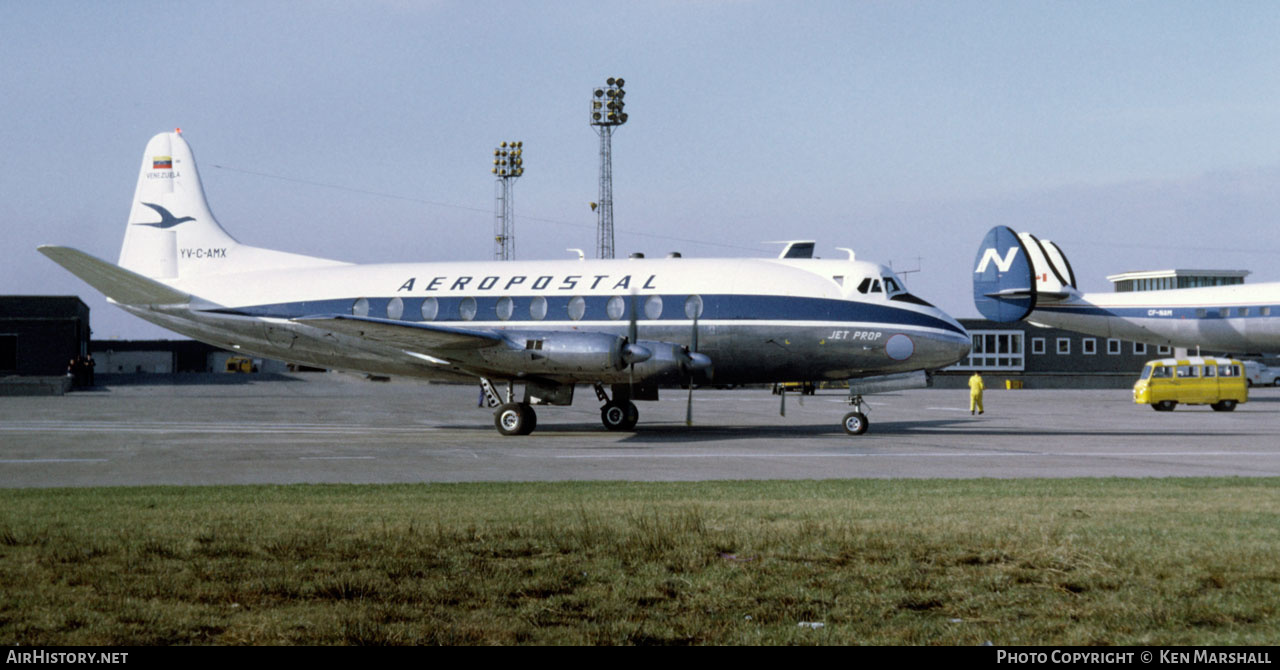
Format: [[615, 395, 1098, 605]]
[[134, 202, 195, 229]]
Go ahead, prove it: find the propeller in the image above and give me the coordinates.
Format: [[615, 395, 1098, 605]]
[[682, 307, 712, 425], [620, 294, 651, 393]]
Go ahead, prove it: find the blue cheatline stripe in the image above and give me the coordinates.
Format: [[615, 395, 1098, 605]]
[[208, 294, 966, 335]]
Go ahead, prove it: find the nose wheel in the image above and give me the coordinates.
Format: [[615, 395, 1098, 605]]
[[842, 394, 870, 435]]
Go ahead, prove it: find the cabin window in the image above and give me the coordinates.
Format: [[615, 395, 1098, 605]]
[[421, 297, 439, 321], [352, 298, 370, 317], [645, 295, 663, 320], [530, 296, 547, 321], [1263, 307, 1273, 317], [459, 297, 477, 321], [496, 297, 514, 321], [1056, 338, 1071, 355], [1219, 308, 1230, 318], [386, 297, 404, 320], [1031, 337, 1046, 355], [1220, 364, 1241, 377], [1134, 342, 1147, 355], [1239, 307, 1250, 317], [606, 296, 626, 320], [1176, 365, 1197, 378], [1082, 338, 1097, 355], [1203, 365, 1216, 378], [568, 296, 586, 321], [684, 295, 704, 319]]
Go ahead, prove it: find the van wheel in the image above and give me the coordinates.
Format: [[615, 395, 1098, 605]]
[[1211, 400, 1237, 412], [1153, 400, 1177, 412]]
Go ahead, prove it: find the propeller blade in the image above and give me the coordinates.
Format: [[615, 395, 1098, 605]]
[[686, 381, 696, 425], [686, 311, 698, 426]]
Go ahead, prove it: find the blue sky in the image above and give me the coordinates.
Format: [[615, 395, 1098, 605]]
[[5, 1, 1280, 339]]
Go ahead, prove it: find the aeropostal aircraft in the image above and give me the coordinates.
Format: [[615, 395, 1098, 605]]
[[40, 130, 971, 436], [974, 225, 1280, 354]]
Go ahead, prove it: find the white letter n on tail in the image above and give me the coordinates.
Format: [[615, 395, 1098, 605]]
[[975, 247, 1019, 273]]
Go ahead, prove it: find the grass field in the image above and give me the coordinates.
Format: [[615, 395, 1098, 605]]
[[2, 478, 1278, 645]]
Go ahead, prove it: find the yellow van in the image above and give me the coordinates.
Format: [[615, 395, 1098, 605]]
[[1133, 357, 1247, 412]]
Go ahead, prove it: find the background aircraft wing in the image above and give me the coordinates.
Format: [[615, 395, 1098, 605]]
[[295, 314, 506, 352]]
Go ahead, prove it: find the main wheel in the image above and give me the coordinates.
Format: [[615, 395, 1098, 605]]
[[495, 402, 536, 435], [842, 411, 869, 435], [601, 400, 639, 431]]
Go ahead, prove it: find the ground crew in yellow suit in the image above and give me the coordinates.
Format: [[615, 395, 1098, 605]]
[[969, 372, 985, 415]]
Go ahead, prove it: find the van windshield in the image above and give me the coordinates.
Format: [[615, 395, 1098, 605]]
[[1149, 366, 1172, 379]]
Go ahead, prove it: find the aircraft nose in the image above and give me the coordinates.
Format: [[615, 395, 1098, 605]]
[[944, 330, 972, 366]]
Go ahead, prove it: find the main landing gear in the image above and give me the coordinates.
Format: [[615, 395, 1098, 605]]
[[482, 379, 641, 436], [494, 402, 537, 436], [595, 383, 638, 431]]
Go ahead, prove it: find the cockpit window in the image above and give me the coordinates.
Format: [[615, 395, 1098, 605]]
[[883, 277, 901, 295]]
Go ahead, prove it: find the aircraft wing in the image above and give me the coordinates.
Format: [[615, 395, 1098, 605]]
[[295, 314, 507, 352]]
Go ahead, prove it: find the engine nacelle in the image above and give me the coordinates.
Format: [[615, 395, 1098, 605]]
[[479, 331, 626, 375], [626, 340, 697, 384]]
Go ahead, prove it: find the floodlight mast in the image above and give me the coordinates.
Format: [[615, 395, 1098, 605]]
[[590, 77, 627, 259], [491, 140, 524, 260]]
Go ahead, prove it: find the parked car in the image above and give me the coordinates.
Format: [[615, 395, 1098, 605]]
[[1243, 360, 1280, 387]]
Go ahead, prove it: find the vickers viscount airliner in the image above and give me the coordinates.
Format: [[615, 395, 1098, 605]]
[[41, 130, 971, 435]]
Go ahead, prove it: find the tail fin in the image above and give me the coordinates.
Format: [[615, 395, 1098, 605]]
[[972, 226, 1078, 322], [118, 130, 238, 278], [117, 130, 344, 279], [1017, 232, 1077, 296], [973, 226, 1036, 322]]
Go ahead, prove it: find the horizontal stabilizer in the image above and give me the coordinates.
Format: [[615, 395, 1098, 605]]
[[296, 315, 505, 352], [38, 246, 191, 305], [972, 226, 1036, 322]]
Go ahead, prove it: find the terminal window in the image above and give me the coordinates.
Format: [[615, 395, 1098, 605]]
[[950, 330, 1025, 371]]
